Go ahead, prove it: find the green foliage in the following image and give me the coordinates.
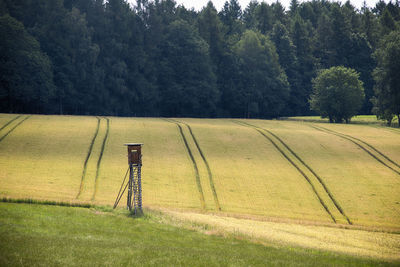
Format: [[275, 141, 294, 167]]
[[198, 1, 225, 64], [271, 22, 302, 116], [372, 30, 400, 126], [361, 7, 379, 47], [0, 197, 93, 208], [290, 14, 316, 115], [380, 8, 397, 35], [0, 203, 390, 266], [158, 19, 218, 117], [255, 2, 274, 34], [347, 33, 375, 114], [1, 0, 400, 118], [242, 0, 258, 29], [310, 66, 365, 123], [219, 0, 243, 36], [0, 14, 54, 113], [234, 30, 289, 118]]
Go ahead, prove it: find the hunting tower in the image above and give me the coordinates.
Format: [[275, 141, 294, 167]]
[[126, 143, 143, 213], [113, 143, 143, 214]]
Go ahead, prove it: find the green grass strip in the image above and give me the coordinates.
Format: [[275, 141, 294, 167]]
[[76, 117, 101, 199], [233, 120, 337, 224], [0, 116, 30, 143], [0, 197, 93, 208], [311, 125, 400, 176], [163, 119, 206, 210], [241, 121, 351, 225], [92, 117, 110, 201], [0, 115, 21, 132], [175, 120, 221, 211]]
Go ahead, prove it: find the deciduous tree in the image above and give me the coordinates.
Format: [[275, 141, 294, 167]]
[[310, 66, 365, 123]]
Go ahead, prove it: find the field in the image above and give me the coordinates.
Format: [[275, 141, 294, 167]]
[[1, 203, 392, 266], [0, 113, 399, 263], [287, 115, 400, 126]]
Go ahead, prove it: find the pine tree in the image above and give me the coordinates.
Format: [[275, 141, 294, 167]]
[[290, 14, 316, 115], [372, 31, 400, 126], [234, 30, 289, 118], [0, 14, 55, 113], [272, 22, 301, 116], [158, 20, 218, 117]]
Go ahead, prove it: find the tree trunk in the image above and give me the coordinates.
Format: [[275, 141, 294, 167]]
[[397, 114, 400, 128]]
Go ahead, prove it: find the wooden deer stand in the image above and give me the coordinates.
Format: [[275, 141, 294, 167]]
[[113, 143, 143, 214]]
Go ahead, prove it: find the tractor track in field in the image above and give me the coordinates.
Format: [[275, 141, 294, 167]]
[[233, 120, 352, 224], [76, 117, 101, 199], [324, 127, 400, 169], [92, 117, 110, 200], [0, 115, 21, 132], [310, 125, 400, 176], [0, 116, 30, 143], [261, 126, 352, 224], [370, 124, 400, 135], [163, 118, 206, 210], [76, 117, 110, 200], [387, 127, 400, 135], [171, 119, 221, 211]]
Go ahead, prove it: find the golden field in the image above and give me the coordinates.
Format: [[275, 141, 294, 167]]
[[1, 113, 399, 260]]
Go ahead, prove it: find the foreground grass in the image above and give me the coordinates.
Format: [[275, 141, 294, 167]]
[[0, 203, 395, 266]]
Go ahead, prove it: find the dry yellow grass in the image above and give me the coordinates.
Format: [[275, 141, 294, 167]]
[[0, 115, 96, 201], [318, 122, 400, 165], [95, 117, 201, 209], [1, 114, 400, 261], [246, 119, 400, 228], [177, 118, 333, 223], [0, 114, 18, 128], [158, 209, 400, 261], [0, 114, 399, 230]]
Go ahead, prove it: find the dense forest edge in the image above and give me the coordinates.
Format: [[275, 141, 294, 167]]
[[0, 0, 399, 121]]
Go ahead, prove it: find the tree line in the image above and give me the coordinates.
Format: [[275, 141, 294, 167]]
[[0, 0, 399, 121]]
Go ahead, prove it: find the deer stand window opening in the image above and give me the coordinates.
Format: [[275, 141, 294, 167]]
[[113, 143, 143, 214]]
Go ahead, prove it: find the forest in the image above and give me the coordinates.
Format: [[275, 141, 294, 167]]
[[0, 0, 399, 119]]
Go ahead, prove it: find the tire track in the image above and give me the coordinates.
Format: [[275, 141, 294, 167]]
[[386, 127, 400, 135], [316, 125, 400, 169], [259, 125, 352, 224], [163, 118, 206, 210], [173, 119, 222, 211], [92, 117, 110, 200], [311, 125, 400, 176], [370, 124, 400, 135], [233, 120, 338, 224], [0, 115, 21, 132], [0, 116, 30, 143], [76, 117, 101, 199]]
